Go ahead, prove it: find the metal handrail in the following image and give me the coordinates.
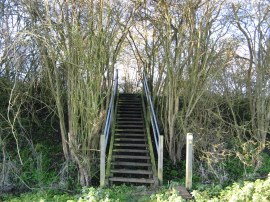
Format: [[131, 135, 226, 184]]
[[104, 69, 118, 148], [142, 72, 161, 153]]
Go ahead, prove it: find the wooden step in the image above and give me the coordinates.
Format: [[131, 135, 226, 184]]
[[115, 129, 145, 133], [118, 114, 142, 117], [111, 169, 153, 175], [119, 96, 140, 99], [118, 108, 141, 111], [114, 133, 145, 137], [115, 138, 146, 142], [118, 106, 142, 109], [116, 128, 145, 132], [109, 177, 154, 184], [118, 102, 141, 105], [113, 149, 148, 153], [111, 162, 151, 167], [118, 104, 141, 107], [117, 117, 144, 122], [117, 114, 142, 117], [116, 125, 144, 129], [118, 99, 142, 104], [117, 116, 142, 119], [114, 143, 147, 147], [178, 186, 193, 200], [119, 99, 140, 102], [115, 131, 145, 135], [118, 106, 141, 109], [117, 116, 143, 119], [119, 93, 140, 95], [117, 121, 143, 124], [116, 124, 144, 128], [113, 155, 150, 160], [118, 111, 142, 115]]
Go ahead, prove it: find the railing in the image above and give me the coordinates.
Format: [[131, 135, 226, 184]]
[[100, 69, 118, 187], [104, 70, 118, 147], [142, 72, 164, 184]]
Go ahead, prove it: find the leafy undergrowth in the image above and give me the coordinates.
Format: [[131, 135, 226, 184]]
[[193, 174, 270, 202], [1, 191, 75, 202], [3, 174, 270, 202]]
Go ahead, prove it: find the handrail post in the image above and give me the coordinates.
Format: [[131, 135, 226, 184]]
[[186, 133, 193, 190], [100, 135, 106, 187], [143, 72, 163, 186], [158, 135, 164, 185], [100, 69, 118, 187]]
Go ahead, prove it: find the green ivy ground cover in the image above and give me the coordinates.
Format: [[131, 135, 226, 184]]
[[3, 174, 270, 202]]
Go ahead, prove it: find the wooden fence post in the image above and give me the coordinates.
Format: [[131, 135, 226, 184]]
[[158, 135, 164, 185], [100, 135, 106, 187], [185, 133, 193, 190]]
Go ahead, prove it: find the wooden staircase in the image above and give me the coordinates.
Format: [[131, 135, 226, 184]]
[[108, 93, 156, 185]]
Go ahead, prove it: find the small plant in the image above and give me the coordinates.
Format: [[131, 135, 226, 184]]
[[257, 153, 270, 176], [163, 159, 185, 183], [150, 188, 186, 202]]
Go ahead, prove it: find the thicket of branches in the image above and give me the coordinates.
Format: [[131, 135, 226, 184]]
[[128, 0, 269, 182], [0, 0, 269, 190]]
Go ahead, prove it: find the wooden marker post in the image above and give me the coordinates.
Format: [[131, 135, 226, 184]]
[[100, 135, 106, 187], [185, 133, 193, 190], [158, 135, 164, 185]]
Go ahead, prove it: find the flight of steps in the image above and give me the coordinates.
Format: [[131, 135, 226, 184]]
[[108, 93, 155, 185]]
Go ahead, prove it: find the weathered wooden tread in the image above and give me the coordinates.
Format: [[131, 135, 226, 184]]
[[118, 107, 141, 109], [111, 162, 151, 166], [117, 116, 143, 118], [113, 155, 150, 160], [119, 96, 140, 99], [114, 143, 147, 147], [117, 121, 144, 124], [115, 138, 146, 141], [114, 133, 145, 137], [118, 104, 142, 107], [115, 132, 145, 135], [117, 116, 142, 119], [177, 186, 193, 199], [116, 128, 144, 131], [117, 117, 143, 121], [118, 110, 142, 112], [119, 98, 140, 100], [117, 109, 142, 114], [108, 177, 154, 183], [111, 169, 152, 175], [119, 93, 140, 95], [113, 149, 148, 153], [117, 115, 142, 118], [118, 102, 141, 105], [115, 129, 145, 132], [116, 125, 144, 128], [118, 99, 141, 101], [116, 126, 144, 129], [118, 106, 141, 109], [117, 114, 142, 117], [118, 109, 141, 111]]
